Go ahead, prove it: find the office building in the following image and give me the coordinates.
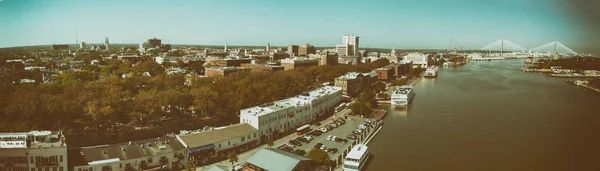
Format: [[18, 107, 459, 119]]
[[104, 37, 110, 50], [287, 45, 299, 56], [148, 38, 162, 48], [240, 86, 342, 143], [280, 57, 319, 71], [205, 57, 252, 67], [337, 35, 359, 57], [403, 52, 428, 68], [204, 67, 250, 77], [0, 131, 68, 171], [298, 44, 316, 56]]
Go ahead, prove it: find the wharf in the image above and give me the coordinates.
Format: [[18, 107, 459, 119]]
[[522, 68, 553, 73], [369, 109, 387, 121], [549, 74, 600, 78]]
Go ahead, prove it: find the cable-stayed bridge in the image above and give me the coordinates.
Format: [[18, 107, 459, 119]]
[[475, 39, 579, 58]]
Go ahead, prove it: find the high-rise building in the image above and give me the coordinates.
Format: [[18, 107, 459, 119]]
[[298, 44, 316, 56], [148, 38, 162, 48], [288, 45, 299, 56], [267, 42, 271, 51], [104, 36, 110, 50], [342, 35, 359, 56], [80, 42, 87, 49], [224, 41, 228, 52]]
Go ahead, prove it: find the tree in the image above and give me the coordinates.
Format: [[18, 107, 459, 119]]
[[307, 149, 330, 163], [267, 140, 275, 148], [134, 60, 164, 76], [185, 160, 197, 171], [228, 152, 238, 171]]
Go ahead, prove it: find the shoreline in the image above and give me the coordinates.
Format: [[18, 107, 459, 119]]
[[580, 84, 600, 93]]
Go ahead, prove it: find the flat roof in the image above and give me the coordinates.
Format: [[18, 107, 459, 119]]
[[73, 136, 185, 166], [177, 123, 257, 148], [241, 86, 341, 117]]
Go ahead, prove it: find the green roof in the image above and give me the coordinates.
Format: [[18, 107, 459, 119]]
[[247, 148, 312, 171]]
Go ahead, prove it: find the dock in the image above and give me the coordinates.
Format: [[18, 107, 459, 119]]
[[369, 109, 387, 121]]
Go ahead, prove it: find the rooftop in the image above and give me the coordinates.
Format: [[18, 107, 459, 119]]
[[247, 148, 312, 171], [0, 131, 66, 149], [346, 144, 369, 160], [393, 85, 413, 95], [241, 86, 342, 117], [177, 123, 257, 148], [337, 72, 362, 80], [72, 136, 185, 166]]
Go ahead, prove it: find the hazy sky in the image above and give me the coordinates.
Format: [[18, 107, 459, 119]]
[[0, 0, 596, 51]]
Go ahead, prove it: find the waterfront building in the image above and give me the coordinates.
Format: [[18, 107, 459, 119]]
[[240, 86, 342, 143], [244, 148, 317, 171], [374, 67, 395, 80], [0, 131, 68, 171], [176, 123, 258, 162], [403, 52, 428, 68], [335, 72, 367, 97], [71, 136, 187, 171], [280, 57, 319, 71], [204, 67, 250, 77]]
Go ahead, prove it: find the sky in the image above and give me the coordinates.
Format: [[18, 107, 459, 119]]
[[0, 0, 597, 52]]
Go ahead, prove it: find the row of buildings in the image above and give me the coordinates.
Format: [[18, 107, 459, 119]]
[[0, 86, 343, 171]]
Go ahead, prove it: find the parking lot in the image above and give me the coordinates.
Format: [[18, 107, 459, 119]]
[[277, 114, 376, 163]]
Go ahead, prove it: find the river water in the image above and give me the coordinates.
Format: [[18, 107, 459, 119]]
[[366, 59, 600, 171]]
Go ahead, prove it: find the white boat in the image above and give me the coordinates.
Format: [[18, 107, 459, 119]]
[[343, 144, 370, 171], [424, 67, 438, 78], [391, 86, 415, 106]]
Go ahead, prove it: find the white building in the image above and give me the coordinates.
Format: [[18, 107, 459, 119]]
[[72, 136, 187, 171], [343, 35, 359, 56], [240, 86, 342, 143], [403, 52, 429, 68], [336, 44, 354, 56], [337, 35, 359, 56], [0, 131, 68, 171]]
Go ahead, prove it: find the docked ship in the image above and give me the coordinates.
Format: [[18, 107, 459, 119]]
[[391, 86, 415, 106], [343, 144, 370, 171], [424, 67, 438, 78]]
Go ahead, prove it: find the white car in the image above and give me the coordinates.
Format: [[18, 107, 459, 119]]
[[320, 145, 328, 150]]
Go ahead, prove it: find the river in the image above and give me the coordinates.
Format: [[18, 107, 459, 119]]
[[366, 59, 600, 171]]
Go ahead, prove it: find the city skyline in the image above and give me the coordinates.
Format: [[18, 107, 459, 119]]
[[0, 0, 597, 52]]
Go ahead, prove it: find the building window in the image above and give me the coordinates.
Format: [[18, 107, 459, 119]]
[[148, 158, 153, 163], [59, 167, 63, 171], [228, 141, 231, 146], [120, 163, 122, 169], [60, 156, 63, 162], [254, 133, 257, 138], [53, 167, 57, 171], [219, 144, 221, 148]]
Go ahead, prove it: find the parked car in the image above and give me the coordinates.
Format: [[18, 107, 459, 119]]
[[312, 122, 322, 126], [314, 143, 323, 149], [294, 149, 307, 156], [335, 138, 348, 143], [320, 145, 328, 151], [346, 134, 357, 140]]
